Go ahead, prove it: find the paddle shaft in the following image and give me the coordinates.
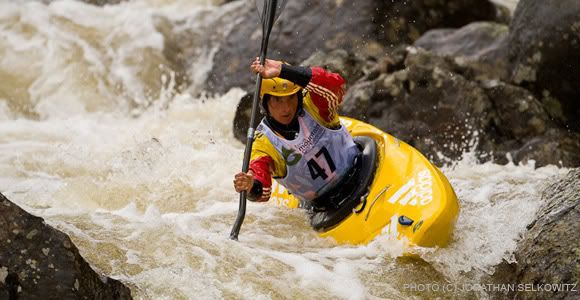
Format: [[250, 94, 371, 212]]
[[230, 0, 278, 240]]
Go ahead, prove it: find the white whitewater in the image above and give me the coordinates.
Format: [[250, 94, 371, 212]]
[[1, 0, 565, 299]]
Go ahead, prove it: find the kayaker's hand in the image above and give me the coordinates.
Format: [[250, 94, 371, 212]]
[[251, 57, 281, 78], [234, 171, 254, 193]]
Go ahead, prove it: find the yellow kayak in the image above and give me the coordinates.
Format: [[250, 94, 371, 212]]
[[269, 117, 460, 248]]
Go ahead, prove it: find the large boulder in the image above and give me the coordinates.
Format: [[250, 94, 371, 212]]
[[342, 47, 495, 165], [415, 21, 510, 81], [0, 193, 132, 299], [492, 168, 580, 300], [412, 20, 580, 167], [373, 0, 504, 45], [509, 129, 580, 168], [232, 93, 260, 144], [483, 82, 580, 167], [207, 0, 505, 95], [484, 82, 552, 140], [207, 0, 382, 95], [508, 0, 580, 131], [339, 44, 580, 167]]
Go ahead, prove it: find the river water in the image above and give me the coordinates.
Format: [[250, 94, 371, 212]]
[[1, 0, 566, 299]]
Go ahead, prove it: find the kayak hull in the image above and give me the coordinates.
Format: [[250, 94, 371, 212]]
[[270, 117, 460, 247]]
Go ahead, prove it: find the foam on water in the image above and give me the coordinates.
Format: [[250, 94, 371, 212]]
[[422, 157, 567, 280], [0, 0, 241, 119]]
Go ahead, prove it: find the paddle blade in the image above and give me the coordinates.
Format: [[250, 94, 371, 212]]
[[255, 0, 287, 24]]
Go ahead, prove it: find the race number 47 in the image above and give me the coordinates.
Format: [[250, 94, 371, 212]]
[[307, 146, 336, 180]]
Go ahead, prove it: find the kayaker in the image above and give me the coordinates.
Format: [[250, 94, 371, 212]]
[[233, 57, 360, 204]]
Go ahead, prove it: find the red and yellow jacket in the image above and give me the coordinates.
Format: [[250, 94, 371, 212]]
[[249, 66, 346, 201]]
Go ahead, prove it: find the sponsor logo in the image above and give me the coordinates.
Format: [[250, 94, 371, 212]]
[[296, 124, 323, 153], [281, 146, 302, 166], [271, 181, 290, 207], [387, 170, 433, 206]]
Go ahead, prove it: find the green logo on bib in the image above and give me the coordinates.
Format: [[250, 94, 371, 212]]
[[281, 147, 302, 166]]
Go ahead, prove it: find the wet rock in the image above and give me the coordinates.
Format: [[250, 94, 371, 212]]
[[340, 80, 376, 123], [233, 93, 263, 144], [341, 45, 580, 167], [207, 0, 381, 95], [0, 193, 132, 299], [374, 0, 503, 45], [415, 22, 508, 59], [510, 130, 580, 168], [508, 0, 580, 131], [483, 82, 552, 140], [479, 82, 580, 167], [300, 49, 379, 91], [415, 22, 510, 81], [492, 168, 580, 300], [206, 0, 503, 95], [342, 47, 495, 165]]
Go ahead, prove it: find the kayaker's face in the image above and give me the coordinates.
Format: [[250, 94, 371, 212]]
[[267, 93, 298, 125]]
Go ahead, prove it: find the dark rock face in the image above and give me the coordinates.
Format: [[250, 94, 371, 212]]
[[508, 0, 580, 131], [374, 0, 502, 45], [207, 0, 504, 95], [341, 47, 497, 165], [207, 0, 381, 95], [359, 49, 494, 164], [416, 22, 508, 59], [233, 93, 262, 144], [482, 83, 580, 167], [510, 129, 580, 168], [484, 82, 552, 140], [300, 49, 378, 92], [492, 168, 580, 300], [0, 193, 132, 300], [415, 22, 510, 81]]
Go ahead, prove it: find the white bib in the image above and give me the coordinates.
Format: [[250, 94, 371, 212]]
[[257, 110, 359, 201]]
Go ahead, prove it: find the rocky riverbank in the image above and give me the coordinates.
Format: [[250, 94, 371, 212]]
[[491, 168, 579, 300], [0, 193, 132, 299]]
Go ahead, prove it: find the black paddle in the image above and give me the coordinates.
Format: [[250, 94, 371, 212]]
[[230, 0, 287, 240]]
